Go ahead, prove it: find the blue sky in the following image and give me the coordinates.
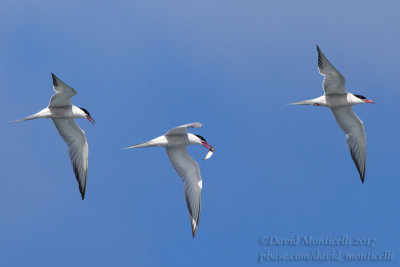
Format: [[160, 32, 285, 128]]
[[0, 0, 399, 266]]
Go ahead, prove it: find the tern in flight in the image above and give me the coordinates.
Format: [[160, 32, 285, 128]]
[[292, 46, 374, 182], [14, 74, 95, 199], [125, 122, 214, 237]]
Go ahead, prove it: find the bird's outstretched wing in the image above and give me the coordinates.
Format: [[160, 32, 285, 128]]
[[317, 45, 347, 95], [49, 73, 77, 107], [331, 106, 366, 182], [166, 146, 202, 237], [165, 122, 202, 136], [52, 118, 89, 199]]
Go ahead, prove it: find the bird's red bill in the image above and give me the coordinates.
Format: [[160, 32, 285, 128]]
[[87, 116, 95, 124]]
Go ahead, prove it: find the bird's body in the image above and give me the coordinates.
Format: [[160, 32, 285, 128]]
[[293, 93, 367, 108], [125, 122, 214, 237], [130, 132, 203, 148], [14, 74, 95, 199], [17, 105, 87, 121], [292, 46, 374, 182]]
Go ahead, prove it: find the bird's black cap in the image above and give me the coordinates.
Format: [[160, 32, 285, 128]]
[[194, 134, 206, 142], [79, 107, 91, 116], [354, 94, 367, 100]]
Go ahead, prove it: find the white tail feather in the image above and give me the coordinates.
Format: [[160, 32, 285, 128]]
[[291, 99, 315, 105], [11, 114, 38, 123], [124, 135, 167, 149]]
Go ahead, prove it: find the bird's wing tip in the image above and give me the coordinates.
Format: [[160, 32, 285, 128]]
[[193, 122, 203, 128], [80, 190, 85, 200], [51, 73, 58, 86], [190, 217, 199, 237], [79, 185, 86, 200], [192, 227, 197, 238]]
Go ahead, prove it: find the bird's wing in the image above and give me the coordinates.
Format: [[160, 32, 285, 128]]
[[165, 122, 202, 136], [317, 46, 347, 95], [331, 106, 366, 182], [49, 73, 77, 107], [166, 146, 202, 237], [52, 118, 89, 199]]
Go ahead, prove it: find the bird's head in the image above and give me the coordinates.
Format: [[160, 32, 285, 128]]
[[79, 107, 95, 124], [194, 134, 211, 148], [194, 134, 214, 160], [354, 94, 375, 104]]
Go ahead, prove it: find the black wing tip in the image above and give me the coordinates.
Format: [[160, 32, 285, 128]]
[[51, 73, 58, 86], [188, 208, 200, 238], [316, 46, 324, 69], [188, 213, 198, 237], [185, 191, 201, 238], [78, 182, 86, 200], [354, 160, 365, 183], [359, 164, 365, 183], [352, 159, 365, 184], [80, 189, 86, 200], [73, 166, 87, 200], [191, 222, 198, 238], [78, 179, 86, 200]]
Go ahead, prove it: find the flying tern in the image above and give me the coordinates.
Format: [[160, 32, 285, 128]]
[[125, 122, 214, 237], [14, 73, 95, 199], [292, 46, 374, 182]]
